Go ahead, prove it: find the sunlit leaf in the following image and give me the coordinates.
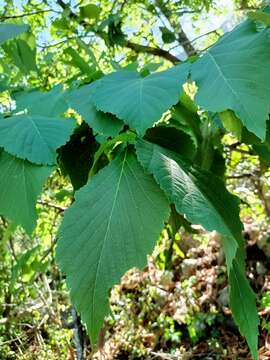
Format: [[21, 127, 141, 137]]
[[192, 19, 270, 139], [93, 64, 190, 135], [0, 115, 75, 165]]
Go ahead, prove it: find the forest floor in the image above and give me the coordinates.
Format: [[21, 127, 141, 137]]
[[90, 224, 270, 360]]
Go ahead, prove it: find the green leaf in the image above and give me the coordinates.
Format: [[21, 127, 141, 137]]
[[171, 94, 202, 145], [219, 110, 243, 139], [253, 143, 270, 166], [191, 19, 270, 140], [14, 86, 69, 117], [88, 131, 136, 177], [136, 140, 257, 356], [52, 16, 70, 31], [93, 64, 190, 135], [0, 150, 53, 234], [0, 115, 75, 165], [64, 47, 94, 76], [57, 123, 98, 190], [140, 62, 162, 76], [229, 261, 259, 360], [0, 76, 9, 92], [160, 26, 176, 43], [241, 127, 262, 145], [0, 23, 29, 44], [209, 149, 226, 179], [79, 4, 101, 20], [67, 84, 123, 137], [76, 38, 100, 71], [3, 37, 37, 74], [10, 246, 40, 290], [57, 150, 170, 344], [145, 125, 196, 160], [248, 10, 270, 27], [249, 122, 270, 165], [136, 139, 243, 269]]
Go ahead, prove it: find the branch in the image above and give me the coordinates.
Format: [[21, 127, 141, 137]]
[[56, 0, 69, 11], [71, 307, 86, 360], [177, 9, 201, 16], [39, 237, 58, 263], [9, 237, 17, 261], [56, 0, 85, 19], [126, 41, 180, 64], [37, 35, 90, 49], [37, 200, 66, 212], [227, 173, 254, 179], [191, 29, 220, 44], [150, 351, 178, 360], [225, 144, 252, 155], [0, 9, 54, 20], [56, 0, 180, 64], [177, 24, 197, 56], [155, 1, 197, 57]]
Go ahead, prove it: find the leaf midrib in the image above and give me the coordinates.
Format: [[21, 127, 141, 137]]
[[91, 150, 127, 325]]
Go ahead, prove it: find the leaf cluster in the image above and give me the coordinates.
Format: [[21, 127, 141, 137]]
[[0, 4, 269, 359]]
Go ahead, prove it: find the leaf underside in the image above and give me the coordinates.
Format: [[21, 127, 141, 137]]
[[191, 19, 270, 139], [0, 150, 53, 234], [0, 115, 75, 165], [57, 150, 170, 343], [136, 139, 243, 269], [67, 84, 124, 137], [93, 64, 190, 135]]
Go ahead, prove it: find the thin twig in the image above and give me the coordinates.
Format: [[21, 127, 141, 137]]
[[39, 237, 58, 263], [0, 9, 55, 20], [9, 237, 17, 261], [0, 333, 27, 346], [154, 1, 197, 56], [150, 351, 179, 360], [71, 307, 86, 360], [56, 0, 181, 64], [37, 200, 66, 212], [191, 28, 220, 44], [227, 173, 254, 179], [225, 143, 252, 155], [37, 35, 92, 49], [126, 41, 180, 63]]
